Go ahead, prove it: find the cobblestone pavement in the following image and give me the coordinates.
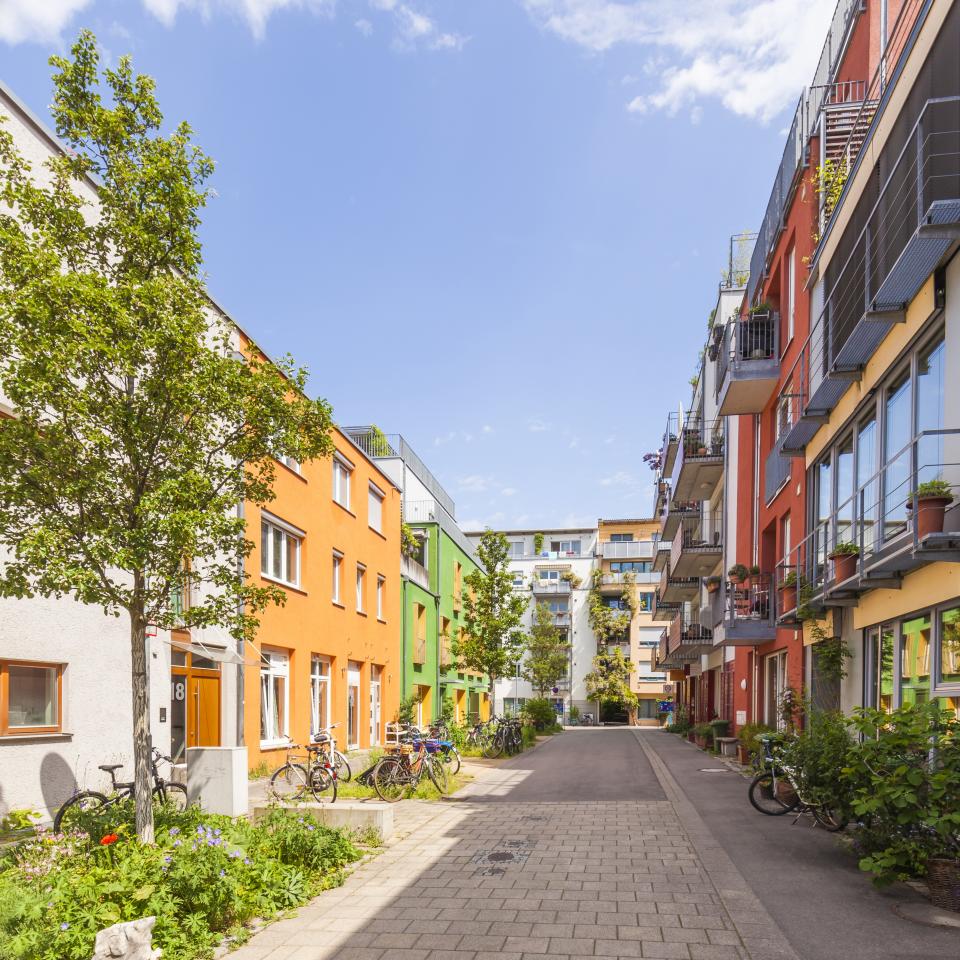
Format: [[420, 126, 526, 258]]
[[229, 731, 802, 960]]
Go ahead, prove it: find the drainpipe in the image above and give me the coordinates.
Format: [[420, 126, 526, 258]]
[[880, 0, 888, 92], [435, 525, 442, 723], [236, 500, 245, 747]]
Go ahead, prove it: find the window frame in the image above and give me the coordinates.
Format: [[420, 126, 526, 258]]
[[356, 563, 366, 614], [332, 550, 343, 606], [259, 512, 303, 589], [368, 482, 384, 534], [0, 660, 64, 736], [332, 453, 353, 511], [310, 655, 331, 735], [376, 575, 386, 621], [259, 648, 290, 747]]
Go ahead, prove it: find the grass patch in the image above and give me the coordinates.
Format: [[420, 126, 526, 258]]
[[335, 770, 473, 802]]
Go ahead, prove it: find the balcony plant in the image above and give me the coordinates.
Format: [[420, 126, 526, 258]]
[[908, 479, 955, 539], [829, 541, 860, 582], [533, 532, 545, 555], [728, 564, 749, 585], [779, 570, 798, 612], [705, 575, 721, 594]]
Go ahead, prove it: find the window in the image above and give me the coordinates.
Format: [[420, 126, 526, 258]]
[[356, 564, 366, 613], [332, 551, 342, 605], [440, 617, 452, 666], [368, 484, 384, 533], [511, 570, 524, 588], [609, 533, 634, 542], [279, 454, 300, 474], [883, 370, 912, 540], [377, 575, 385, 620], [310, 656, 330, 735], [537, 569, 560, 582], [454, 562, 463, 609], [1, 661, 62, 734], [332, 455, 352, 510], [900, 613, 932, 707], [414, 603, 427, 663], [776, 395, 791, 440], [260, 515, 301, 587], [780, 514, 791, 571], [940, 606, 960, 686], [260, 650, 289, 745], [610, 561, 651, 573], [764, 650, 788, 729], [786, 246, 795, 343], [551, 539, 581, 556], [864, 624, 895, 713], [636, 593, 653, 612], [507, 540, 524, 558]]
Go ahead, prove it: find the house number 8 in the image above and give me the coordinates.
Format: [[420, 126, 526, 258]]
[[172, 681, 186, 702]]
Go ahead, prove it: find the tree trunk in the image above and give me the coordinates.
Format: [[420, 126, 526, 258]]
[[129, 601, 155, 842]]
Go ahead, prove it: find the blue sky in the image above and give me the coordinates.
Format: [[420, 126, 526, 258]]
[[1, 0, 837, 530]]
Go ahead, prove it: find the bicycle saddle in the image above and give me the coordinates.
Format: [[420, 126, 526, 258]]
[[99, 764, 123, 773], [311, 733, 331, 743]]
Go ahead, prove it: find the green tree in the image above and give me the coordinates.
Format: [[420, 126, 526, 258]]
[[587, 570, 634, 645], [0, 33, 334, 841], [584, 647, 638, 723], [522, 601, 571, 696], [456, 530, 528, 696]]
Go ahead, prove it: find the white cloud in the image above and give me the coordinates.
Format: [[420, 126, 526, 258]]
[[385, 0, 466, 51], [521, 0, 837, 122], [459, 518, 485, 532], [481, 424, 494, 434], [568, 437, 579, 449], [142, 0, 336, 38], [501, 487, 517, 497], [457, 474, 494, 493], [527, 417, 551, 433], [0, 0, 91, 44], [354, 17, 373, 34], [433, 431, 456, 446]]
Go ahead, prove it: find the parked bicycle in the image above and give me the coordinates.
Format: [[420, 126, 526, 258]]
[[371, 728, 449, 802], [311, 722, 352, 782], [748, 735, 847, 831], [269, 740, 338, 804], [427, 721, 462, 775], [54, 748, 188, 832], [481, 715, 523, 758]]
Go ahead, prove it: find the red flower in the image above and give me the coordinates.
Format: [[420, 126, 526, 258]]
[[100, 833, 119, 846]]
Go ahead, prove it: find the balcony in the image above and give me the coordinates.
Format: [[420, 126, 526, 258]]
[[531, 578, 572, 597], [402, 554, 430, 591], [665, 606, 713, 663], [777, 430, 960, 611], [673, 417, 725, 501], [661, 411, 681, 477], [715, 312, 780, 415], [652, 537, 672, 573], [598, 571, 657, 593], [777, 97, 960, 456], [554, 612, 572, 628], [764, 441, 793, 504], [712, 575, 777, 645], [652, 589, 682, 622], [660, 497, 701, 542], [659, 561, 700, 605], [601, 540, 654, 560], [670, 510, 723, 579]]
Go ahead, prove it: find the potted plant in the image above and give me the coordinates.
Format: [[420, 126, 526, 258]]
[[748, 564, 761, 587], [533, 532, 545, 555], [779, 571, 798, 612], [829, 541, 859, 582], [736, 722, 775, 767], [728, 564, 748, 585], [705, 575, 721, 594], [908, 479, 955, 539]]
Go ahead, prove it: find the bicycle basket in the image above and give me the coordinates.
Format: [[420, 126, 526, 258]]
[[400, 743, 414, 754]]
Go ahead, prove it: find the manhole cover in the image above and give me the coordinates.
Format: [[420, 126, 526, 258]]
[[480, 866, 505, 877], [488, 851, 514, 862]]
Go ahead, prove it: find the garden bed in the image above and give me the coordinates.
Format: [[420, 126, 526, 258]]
[[0, 800, 371, 960]]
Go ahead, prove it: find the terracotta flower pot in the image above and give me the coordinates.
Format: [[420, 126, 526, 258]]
[[912, 495, 953, 540], [780, 584, 797, 612], [830, 551, 858, 583], [927, 858, 960, 912], [736, 743, 750, 765]]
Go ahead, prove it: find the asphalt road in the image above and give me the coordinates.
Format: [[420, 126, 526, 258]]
[[487, 727, 667, 802]]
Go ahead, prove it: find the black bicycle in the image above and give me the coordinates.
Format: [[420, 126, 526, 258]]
[[54, 748, 188, 832]]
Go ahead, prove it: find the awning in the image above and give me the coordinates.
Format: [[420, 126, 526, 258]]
[[167, 637, 245, 665]]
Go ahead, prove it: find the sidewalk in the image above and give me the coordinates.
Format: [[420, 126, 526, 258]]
[[640, 730, 959, 960]]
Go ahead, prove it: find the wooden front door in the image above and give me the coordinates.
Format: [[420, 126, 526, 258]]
[[189, 674, 221, 747]]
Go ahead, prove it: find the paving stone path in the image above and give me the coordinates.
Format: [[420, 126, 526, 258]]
[[230, 730, 801, 960]]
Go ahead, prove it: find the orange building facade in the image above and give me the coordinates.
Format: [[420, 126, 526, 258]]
[[244, 428, 401, 772]]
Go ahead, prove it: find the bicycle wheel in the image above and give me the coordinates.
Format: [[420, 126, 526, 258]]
[[427, 754, 450, 794], [270, 763, 310, 802], [748, 771, 800, 815], [482, 733, 503, 759], [372, 757, 406, 803], [333, 751, 352, 782], [812, 806, 848, 832], [308, 765, 338, 804], [444, 747, 461, 776], [54, 791, 109, 833], [155, 782, 188, 812]]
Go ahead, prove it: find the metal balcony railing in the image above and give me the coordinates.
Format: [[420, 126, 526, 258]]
[[777, 429, 960, 605], [777, 97, 960, 455], [403, 500, 438, 523], [715, 311, 779, 391], [671, 510, 723, 580], [531, 579, 572, 596], [764, 441, 793, 504], [661, 411, 681, 477], [667, 605, 712, 658], [723, 575, 775, 630], [600, 540, 655, 560], [402, 554, 430, 591]]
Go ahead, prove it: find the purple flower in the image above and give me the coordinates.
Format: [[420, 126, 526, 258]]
[[168, 827, 180, 836], [213, 828, 221, 837], [219, 869, 226, 877], [244, 858, 251, 866], [60, 923, 69, 931], [173, 840, 181, 848], [163, 856, 172, 864], [307, 825, 315, 832], [230, 849, 242, 858]]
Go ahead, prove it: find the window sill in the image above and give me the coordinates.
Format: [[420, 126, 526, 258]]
[[332, 601, 345, 609], [259, 741, 289, 751], [356, 610, 367, 618], [0, 732, 72, 743], [334, 501, 355, 518], [277, 459, 308, 483], [261, 573, 308, 596], [369, 526, 386, 540], [377, 617, 387, 625]]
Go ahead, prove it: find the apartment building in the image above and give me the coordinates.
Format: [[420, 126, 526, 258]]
[[596, 519, 675, 724], [467, 527, 597, 720], [345, 429, 488, 726], [244, 426, 402, 771], [657, 0, 960, 730]]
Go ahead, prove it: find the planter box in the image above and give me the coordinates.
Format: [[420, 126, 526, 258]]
[[736, 743, 750, 765], [252, 801, 394, 842]]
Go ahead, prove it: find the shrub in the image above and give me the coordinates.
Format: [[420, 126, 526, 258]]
[[913, 479, 954, 501], [521, 697, 558, 731], [569, 705, 581, 723], [0, 803, 361, 960], [778, 708, 852, 813], [737, 723, 775, 765]]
